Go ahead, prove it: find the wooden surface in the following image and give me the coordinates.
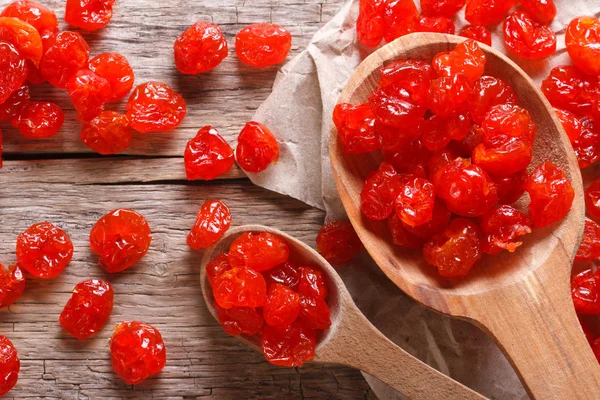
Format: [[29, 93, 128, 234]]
[[0, 0, 377, 398], [330, 33, 600, 399], [201, 226, 486, 400]]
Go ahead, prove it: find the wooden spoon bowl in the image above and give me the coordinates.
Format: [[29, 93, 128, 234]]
[[200, 225, 486, 400], [329, 33, 600, 399]]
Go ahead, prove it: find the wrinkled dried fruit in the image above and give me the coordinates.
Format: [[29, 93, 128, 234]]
[[360, 162, 401, 220], [174, 22, 228, 74], [126, 81, 186, 133], [465, 0, 516, 26], [186, 200, 231, 250], [316, 221, 363, 266], [553, 108, 582, 144], [333, 103, 380, 154], [236, 121, 280, 172], [0, 336, 19, 397], [541, 66, 598, 117], [420, 0, 465, 17], [573, 117, 600, 168], [297, 265, 328, 299], [434, 157, 498, 217], [421, 114, 452, 151], [0, 263, 25, 309], [384, 137, 433, 172], [228, 232, 289, 271], [479, 205, 532, 254], [403, 199, 451, 240], [473, 137, 533, 178], [16, 222, 73, 279], [1, 1, 58, 40], [432, 40, 486, 83], [110, 321, 166, 385], [215, 303, 264, 336], [14, 101, 63, 138], [586, 178, 600, 220], [576, 218, 600, 262], [261, 320, 316, 367], [525, 161, 574, 228], [213, 267, 267, 309], [382, 0, 418, 42], [235, 23, 291, 68], [378, 60, 436, 105], [263, 262, 300, 291], [299, 294, 331, 330], [89, 208, 152, 273], [469, 76, 517, 124], [40, 31, 90, 88], [0, 41, 27, 104], [493, 170, 527, 204], [0, 83, 29, 122], [428, 148, 459, 181], [395, 176, 435, 227], [67, 68, 110, 121], [458, 25, 492, 46], [264, 283, 300, 328], [65, 0, 115, 31], [184, 125, 234, 180], [206, 252, 232, 287], [415, 16, 455, 34], [572, 268, 600, 314], [80, 111, 132, 155], [370, 83, 427, 126], [88, 53, 134, 102], [60, 279, 114, 339], [0, 17, 42, 66], [356, 0, 385, 47], [566, 17, 600, 76], [428, 74, 473, 117], [503, 10, 556, 60], [424, 218, 483, 278], [387, 212, 423, 248]]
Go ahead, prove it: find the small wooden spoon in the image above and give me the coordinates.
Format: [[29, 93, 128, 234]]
[[200, 225, 486, 400], [329, 33, 600, 399]]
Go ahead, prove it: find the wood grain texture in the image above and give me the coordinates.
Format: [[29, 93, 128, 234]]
[[0, 0, 379, 397], [330, 33, 600, 399]]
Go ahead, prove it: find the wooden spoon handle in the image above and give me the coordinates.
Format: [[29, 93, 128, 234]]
[[467, 274, 600, 399], [315, 305, 487, 400]]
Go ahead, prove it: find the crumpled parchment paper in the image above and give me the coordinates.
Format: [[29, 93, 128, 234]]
[[248, 1, 600, 398]]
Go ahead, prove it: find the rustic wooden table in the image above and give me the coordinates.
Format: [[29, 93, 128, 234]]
[[0, 0, 375, 397]]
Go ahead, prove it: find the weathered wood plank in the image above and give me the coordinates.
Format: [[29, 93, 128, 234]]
[[0, 179, 371, 398]]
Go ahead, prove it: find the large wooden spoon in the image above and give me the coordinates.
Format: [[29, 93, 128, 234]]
[[329, 32, 600, 399], [200, 225, 486, 400]]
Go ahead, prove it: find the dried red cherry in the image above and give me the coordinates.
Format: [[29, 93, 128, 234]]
[[586, 178, 600, 220], [458, 25, 492, 46], [213, 267, 267, 309], [235, 23, 291, 68], [519, 0, 556, 24], [0, 263, 25, 309], [420, 0, 465, 17], [333, 103, 380, 154], [186, 200, 231, 250], [525, 161, 574, 228], [0, 16, 42, 66], [378, 60, 436, 106], [263, 261, 300, 291], [493, 170, 527, 204], [316, 221, 363, 266], [465, 0, 516, 26], [16, 222, 73, 279], [395, 176, 435, 227], [428, 74, 473, 117], [403, 199, 451, 240], [370, 83, 426, 126], [1, 1, 58, 40], [126, 81, 186, 133], [575, 218, 600, 262], [13, 101, 63, 138], [40, 31, 89, 88], [215, 303, 264, 336], [174, 22, 228, 74], [0, 336, 19, 397], [228, 232, 289, 271], [60, 279, 114, 339], [299, 294, 331, 330], [469, 76, 517, 124], [0, 83, 29, 123], [298, 265, 328, 299], [80, 111, 131, 155], [88, 53, 134, 102], [424, 218, 483, 278], [261, 320, 316, 367], [236, 121, 280, 172], [414, 16, 455, 34], [382, 0, 418, 42], [360, 162, 402, 220], [356, 0, 385, 47], [65, 0, 115, 31], [110, 321, 166, 384], [421, 114, 452, 151], [566, 17, 600, 76], [67, 68, 110, 121], [479, 205, 532, 255], [503, 10, 556, 60], [185, 126, 234, 180], [554, 108, 582, 144], [0, 41, 27, 104], [573, 117, 600, 168], [206, 252, 232, 287], [432, 40, 486, 83], [572, 268, 600, 315], [541, 66, 598, 117], [387, 213, 423, 248], [89, 209, 152, 273], [264, 283, 300, 328]]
